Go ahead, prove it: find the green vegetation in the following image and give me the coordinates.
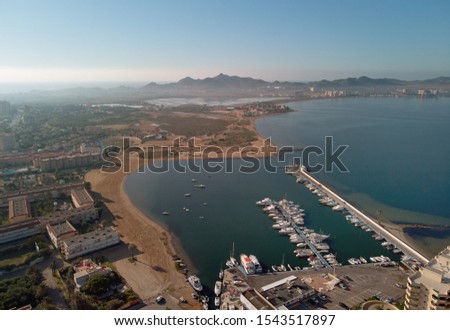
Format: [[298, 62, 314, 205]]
[[0, 235, 49, 272], [0, 267, 49, 309], [81, 274, 111, 296], [157, 114, 231, 137], [212, 127, 258, 146]]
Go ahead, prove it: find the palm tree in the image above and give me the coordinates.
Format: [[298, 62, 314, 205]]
[[128, 243, 136, 260]]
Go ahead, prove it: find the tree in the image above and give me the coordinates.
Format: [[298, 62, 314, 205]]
[[81, 274, 111, 296], [51, 259, 57, 275], [128, 243, 136, 260]]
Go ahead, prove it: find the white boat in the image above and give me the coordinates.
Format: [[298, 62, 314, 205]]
[[184, 193, 191, 197], [218, 269, 224, 279], [188, 275, 203, 291], [214, 296, 220, 307], [360, 257, 368, 264], [162, 211, 170, 216], [226, 257, 238, 268], [249, 255, 263, 273], [308, 232, 330, 242], [240, 254, 255, 275], [332, 204, 345, 211], [279, 227, 295, 235], [214, 281, 222, 296]]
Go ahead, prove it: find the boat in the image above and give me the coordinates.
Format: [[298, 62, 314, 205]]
[[184, 193, 191, 197], [332, 204, 345, 212], [294, 249, 314, 257], [308, 232, 330, 242], [249, 255, 263, 273], [360, 257, 368, 264], [348, 258, 361, 265], [271, 265, 278, 272], [203, 202, 208, 206], [214, 296, 220, 307], [191, 178, 197, 182], [214, 281, 222, 296], [218, 269, 224, 280], [240, 254, 255, 274], [162, 211, 170, 216], [194, 184, 206, 188], [226, 243, 239, 268], [279, 227, 295, 235], [393, 248, 402, 254], [226, 257, 238, 268], [188, 275, 203, 291]]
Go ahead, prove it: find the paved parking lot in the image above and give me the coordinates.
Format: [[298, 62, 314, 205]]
[[320, 265, 408, 309], [247, 264, 409, 310]]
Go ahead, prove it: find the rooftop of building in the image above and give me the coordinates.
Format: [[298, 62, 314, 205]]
[[63, 227, 118, 247], [8, 197, 31, 218], [258, 275, 314, 308], [71, 188, 94, 206], [47, 220, 77, 237], [241, 289, 276, 310], [410, 246, 450, 293]]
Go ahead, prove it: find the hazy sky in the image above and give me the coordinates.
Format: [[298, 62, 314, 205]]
[[1, 0, 449, 86]]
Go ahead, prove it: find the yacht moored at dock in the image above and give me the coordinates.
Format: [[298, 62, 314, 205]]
[[188, 275, 203, 291]]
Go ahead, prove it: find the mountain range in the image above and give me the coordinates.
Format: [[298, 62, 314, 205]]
[[2, 74, 450, 104]]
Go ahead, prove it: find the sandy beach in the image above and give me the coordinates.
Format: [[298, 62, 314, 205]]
[[86, 152, 200, 310]]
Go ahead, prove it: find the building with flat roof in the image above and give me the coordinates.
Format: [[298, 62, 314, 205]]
[[8, 197, 32, 222], [259, 275, 315, 308], [73, 259, 112, 288], [405, 246, 450, 310], [46, 220, 78, 250], [71, 188, 94, 208], [61, 227, 120, 260], [0, 219, 43, 245], [240, 289, 276, 310]]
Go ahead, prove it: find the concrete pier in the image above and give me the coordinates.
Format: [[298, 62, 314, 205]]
[[295, 168, 430, 265]]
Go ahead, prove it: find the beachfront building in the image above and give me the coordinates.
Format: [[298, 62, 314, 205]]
[[60, 227, 120, 260], [73, 259, 112, 288], [71, 188, 94, 208], [46, 220, 78, 250], [8, 197, 32, 222], [405, 246, 450, 310]]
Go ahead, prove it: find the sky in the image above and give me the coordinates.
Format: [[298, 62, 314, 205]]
[[0, 0, 449, 89]]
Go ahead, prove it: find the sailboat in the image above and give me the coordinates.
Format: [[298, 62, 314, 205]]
[[226, 242, 238, 268], [279, 254, 287, 272]]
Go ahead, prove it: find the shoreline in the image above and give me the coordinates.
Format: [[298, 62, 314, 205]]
[[86, 99, 439, 308]]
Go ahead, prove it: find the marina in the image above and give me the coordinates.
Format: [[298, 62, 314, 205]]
[[289, 165, 430, 265]]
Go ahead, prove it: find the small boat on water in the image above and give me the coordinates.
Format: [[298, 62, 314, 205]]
[[240, 254, 255, 274], [218, 269, 224, 280], [214, 281, 222, 296], [188, 275, 203, 291], [162, 211, 170, 216], [332, 204, 345, 212], [214, 296, 220, 307], [360, 256, 368, 264], [184, 193, 191, 197], [249, 254, 263, 273]]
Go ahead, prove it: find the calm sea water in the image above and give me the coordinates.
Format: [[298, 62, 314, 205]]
[[257, 97, 450, 254], [123, 97, 450, 293]]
